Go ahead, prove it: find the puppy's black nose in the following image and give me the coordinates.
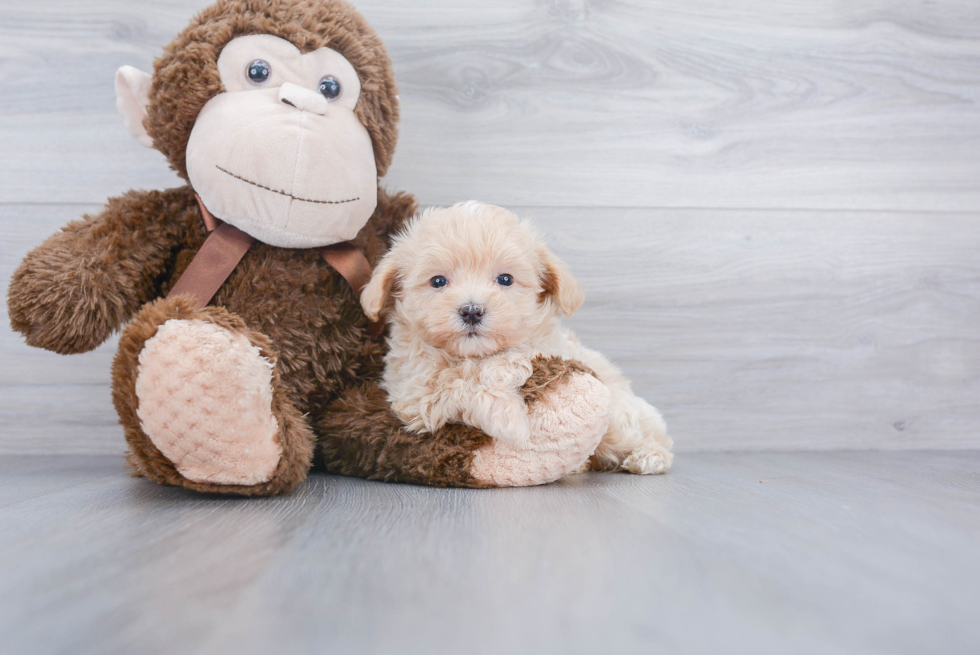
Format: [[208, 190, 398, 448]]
[[459, 303, 485, 326]]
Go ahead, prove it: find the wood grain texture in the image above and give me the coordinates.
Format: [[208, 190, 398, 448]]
[[0, 452, 978, 654], [545, 206, 980, 451], [1, 0, 979, 208], [4, 204, 979, 454], [2, 0, 978, 454]]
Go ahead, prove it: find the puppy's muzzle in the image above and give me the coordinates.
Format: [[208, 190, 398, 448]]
[[459, 303, 485, 326]]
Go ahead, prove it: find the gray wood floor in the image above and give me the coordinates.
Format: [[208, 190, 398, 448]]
[[1, 451, 977, 655]]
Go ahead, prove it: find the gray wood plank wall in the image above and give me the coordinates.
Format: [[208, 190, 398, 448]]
[[2, 0, 979, 454]]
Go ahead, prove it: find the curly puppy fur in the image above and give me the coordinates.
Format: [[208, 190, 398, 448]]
[[363, 202, 674, 474]]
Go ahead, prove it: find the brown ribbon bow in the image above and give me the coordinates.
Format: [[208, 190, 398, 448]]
[[166, 195, 382, 337]]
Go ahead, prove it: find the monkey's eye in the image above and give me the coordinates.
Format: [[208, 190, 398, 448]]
[[496, 274, 514, 286], [247, 59, 271, 86], [318, 75, 342, 100], [430, 276, 448, 289]]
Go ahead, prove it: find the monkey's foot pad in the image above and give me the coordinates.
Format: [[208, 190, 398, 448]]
[[470, 371, 612, 486], [134, 319, 283, 486]]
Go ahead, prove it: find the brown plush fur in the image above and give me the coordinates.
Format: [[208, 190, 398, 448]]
[[10, 177, 419, 494], [8, 189, 194, 354], [520, 356, 596, 404], [146, 0, 399, 180], [8, 0, 602, 495], [317, 384, 493, 487]]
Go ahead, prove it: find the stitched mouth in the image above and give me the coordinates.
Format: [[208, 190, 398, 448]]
[[216, 165, 359, 205]]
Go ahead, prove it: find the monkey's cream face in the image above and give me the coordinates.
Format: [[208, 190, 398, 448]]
[[185, 35, 378, 248]]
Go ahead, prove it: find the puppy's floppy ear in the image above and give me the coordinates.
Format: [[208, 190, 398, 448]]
[[539, 246, 584, 316], [361, 250, 400, 322]]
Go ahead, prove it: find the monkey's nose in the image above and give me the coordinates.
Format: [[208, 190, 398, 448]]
[[459, 304, 485, 326], [278, 82, 330, 115]]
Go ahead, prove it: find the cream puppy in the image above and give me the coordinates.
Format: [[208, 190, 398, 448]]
[[361, 202, 673, 474]]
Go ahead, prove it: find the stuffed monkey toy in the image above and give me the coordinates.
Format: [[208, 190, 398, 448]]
[[7, 0, 612, 495]]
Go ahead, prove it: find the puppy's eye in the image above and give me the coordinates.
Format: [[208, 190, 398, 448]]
[[430, 276, 448, 289], [247, 59, 271, 86], [496, 274, 514, 286]]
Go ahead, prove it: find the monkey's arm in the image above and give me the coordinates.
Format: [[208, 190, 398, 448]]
[[8, 187, 196, 354], [316, 357, 610, 488], [317, 381, 492, 487]]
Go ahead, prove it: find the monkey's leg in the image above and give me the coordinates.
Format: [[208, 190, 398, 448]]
[[316, 357, 611, 488], [112, 296, 315, 496]]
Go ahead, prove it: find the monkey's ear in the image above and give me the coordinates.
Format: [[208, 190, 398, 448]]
[[539, 246, 584, 317], [115, 66, 154, 148], [360, 253, 400, 322]]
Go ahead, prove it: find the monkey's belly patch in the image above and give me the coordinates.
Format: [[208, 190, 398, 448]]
[[134, 319, 282, 485], [469, 372, 612, 486]]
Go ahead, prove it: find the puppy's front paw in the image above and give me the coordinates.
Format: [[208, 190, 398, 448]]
[[620, 445, 673, 475], [477, 398, 531, 446], [393, 401, 437, 435], [494, 414, 532, 446], [479, 355, 534, 390]]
